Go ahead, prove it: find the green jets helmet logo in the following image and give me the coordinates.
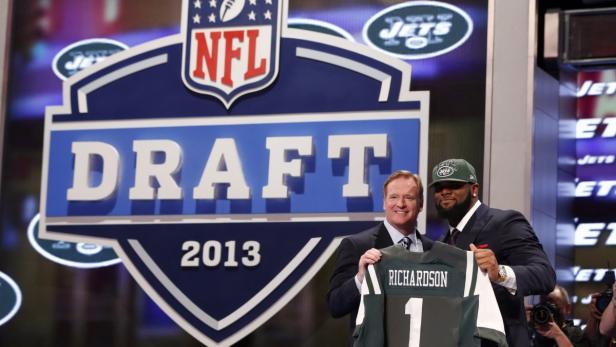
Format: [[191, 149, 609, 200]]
[[437, 165, 455, 177]]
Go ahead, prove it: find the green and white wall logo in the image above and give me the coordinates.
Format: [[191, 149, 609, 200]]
[[51, 38, 128, 80], [362, 1, 473, 60], [28, 214, 120, 268], [0, 272, 21, 326]]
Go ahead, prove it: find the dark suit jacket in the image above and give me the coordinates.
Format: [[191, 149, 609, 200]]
[[441, 204, 556, 347], [326, 222, 433, 334]]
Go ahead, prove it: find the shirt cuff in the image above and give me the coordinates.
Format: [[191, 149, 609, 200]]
[[355, 274, 362, 292], [496, 265, 517, 295]]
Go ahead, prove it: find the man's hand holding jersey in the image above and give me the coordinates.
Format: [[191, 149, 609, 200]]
[[357, 248, 382, 283], [470, 243, 500, 282]]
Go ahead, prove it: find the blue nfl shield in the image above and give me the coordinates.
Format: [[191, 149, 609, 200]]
[[181, 0, 281, 108]]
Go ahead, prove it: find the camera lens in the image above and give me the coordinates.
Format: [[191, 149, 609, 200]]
[[532, 304, 552, 325]]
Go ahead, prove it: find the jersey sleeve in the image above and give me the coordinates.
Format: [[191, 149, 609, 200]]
[[473, 260, 509, 347]]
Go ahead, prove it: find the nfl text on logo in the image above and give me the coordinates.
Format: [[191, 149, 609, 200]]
[[40, 0, 429, 345]]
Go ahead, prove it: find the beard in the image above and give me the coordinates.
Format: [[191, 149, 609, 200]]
[[435, 189, 473, 225]]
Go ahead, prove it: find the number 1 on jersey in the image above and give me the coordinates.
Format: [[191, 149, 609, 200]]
[[404, 297, 423, 347]]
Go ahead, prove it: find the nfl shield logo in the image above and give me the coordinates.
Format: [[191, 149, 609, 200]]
[[181, 0, 281, 108]]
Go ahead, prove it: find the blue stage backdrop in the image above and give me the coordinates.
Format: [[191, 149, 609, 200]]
[[40, 1, 431, 345]]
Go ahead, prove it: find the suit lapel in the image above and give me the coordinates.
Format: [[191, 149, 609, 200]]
[[456, 204, 490, 249], [374, 223, 394, 249], [417, 231, 433, 251]]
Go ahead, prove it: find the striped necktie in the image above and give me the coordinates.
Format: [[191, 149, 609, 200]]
[[398, 236, 412, 250]]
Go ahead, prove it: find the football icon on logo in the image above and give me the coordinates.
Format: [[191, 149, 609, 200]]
[[220, 0, 245, 22]]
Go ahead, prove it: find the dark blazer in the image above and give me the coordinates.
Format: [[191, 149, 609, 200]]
[[441, 204, 556, 347], [326, 222, 434, 334]]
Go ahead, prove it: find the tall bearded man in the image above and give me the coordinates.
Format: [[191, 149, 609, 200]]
[[430, 158, 555, 347]]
